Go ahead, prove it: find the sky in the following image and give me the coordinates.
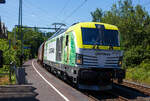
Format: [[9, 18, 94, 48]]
[[0, 0, 149, 31]]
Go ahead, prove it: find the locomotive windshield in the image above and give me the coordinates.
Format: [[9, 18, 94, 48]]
[[81, 28, 120, 46]]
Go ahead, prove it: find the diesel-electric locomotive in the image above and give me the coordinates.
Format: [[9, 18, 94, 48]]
[[38, 22, 125, 91]]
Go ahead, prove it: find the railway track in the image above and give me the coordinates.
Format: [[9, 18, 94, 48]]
[[120, 80, 150, 96], [83, 80, 150, 101], [107, 91, 129, 101], [83, 90, 130, 101], [83, 91, 104, 101]]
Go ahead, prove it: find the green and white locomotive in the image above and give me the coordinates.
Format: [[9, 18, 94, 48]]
[[38, 22, 125, 91]]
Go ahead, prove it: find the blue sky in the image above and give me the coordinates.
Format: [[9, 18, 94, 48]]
[[0, 0, 149, 31]]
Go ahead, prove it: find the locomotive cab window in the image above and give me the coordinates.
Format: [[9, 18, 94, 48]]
[[81, 28, 120, 46]]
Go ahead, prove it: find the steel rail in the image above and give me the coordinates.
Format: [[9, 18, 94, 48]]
[[107, 91, 129, 101], [122, 80, 150, 96]]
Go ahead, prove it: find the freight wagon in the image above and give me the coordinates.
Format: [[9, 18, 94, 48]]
[[37, 42, 45, 64], [38, 22, 125, 91]]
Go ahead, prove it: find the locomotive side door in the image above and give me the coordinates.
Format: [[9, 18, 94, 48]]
[[56, 36, 63, 62], [64, 34, 70, 64]]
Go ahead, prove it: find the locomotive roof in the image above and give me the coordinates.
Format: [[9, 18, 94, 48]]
[[48, 22, 118, 40], [66, 22, 118, 32]]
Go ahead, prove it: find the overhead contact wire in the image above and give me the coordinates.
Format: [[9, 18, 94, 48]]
[[56, 0, 88, 33]]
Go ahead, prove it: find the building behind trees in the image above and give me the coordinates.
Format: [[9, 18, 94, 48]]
[[0, 17, 7, 39]]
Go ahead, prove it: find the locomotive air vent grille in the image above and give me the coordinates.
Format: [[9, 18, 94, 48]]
[[104, 56, 119, 67], [83, 55, 98, 67]]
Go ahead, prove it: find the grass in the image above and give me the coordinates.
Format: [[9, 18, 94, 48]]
[[0, 75, 9, 85], [0, 66, 9, 74], [125, 60, 150, 86], [0, 66, 16, 85]]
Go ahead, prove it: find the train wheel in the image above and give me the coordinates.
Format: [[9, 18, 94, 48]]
[[48, 67, 51, 72], [117, 78, 123, 83], [42, 64, 45, 68], [62, 73, 67, 81]]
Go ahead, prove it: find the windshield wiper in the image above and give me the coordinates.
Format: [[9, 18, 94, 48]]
[[92, 29, 104, 49], [92, 40, 99, 49]]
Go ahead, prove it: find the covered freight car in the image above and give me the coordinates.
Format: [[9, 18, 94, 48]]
[[37, 42, 45, 64]]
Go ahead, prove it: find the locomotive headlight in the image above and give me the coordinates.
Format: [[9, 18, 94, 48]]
[[118, 61, 122, 66], [118, 56, 123, 67], [76, 53, 83, 65]]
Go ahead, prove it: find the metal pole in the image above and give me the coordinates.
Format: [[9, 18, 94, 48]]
[[9, 65, 12, 83], [55, 24, 56, 32], [21, 0, 23, 67], [18, 0, 23, 67], [14, 25, 16, 46], [18, 0, 21, 28]]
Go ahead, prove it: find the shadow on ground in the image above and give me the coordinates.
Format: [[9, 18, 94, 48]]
[[0, 85, 39, 101]]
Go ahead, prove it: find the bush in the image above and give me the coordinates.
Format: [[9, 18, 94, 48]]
[[126, 59, 150, 84], [0, 39, 21, 68], [123, 46, 147, 68]]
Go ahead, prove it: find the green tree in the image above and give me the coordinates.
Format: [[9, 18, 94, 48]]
[[8, 26, 52, 61], [91, 0, 150, 83], [91, 8, 103, 22]]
